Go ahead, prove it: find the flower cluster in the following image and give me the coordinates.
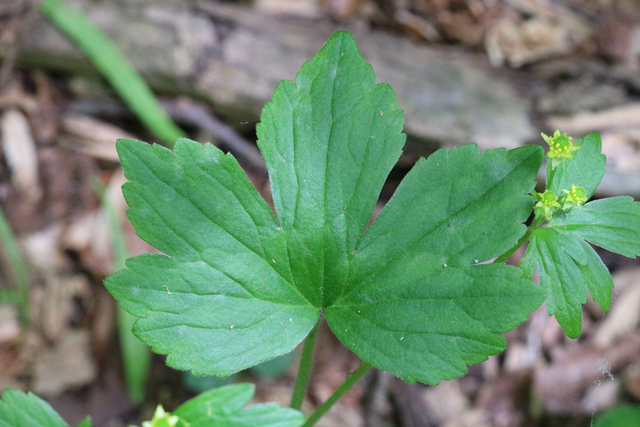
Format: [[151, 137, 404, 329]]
[[542, 129, 580, 169], [532, 130, 590, 221], [533, 185, 587, 222]]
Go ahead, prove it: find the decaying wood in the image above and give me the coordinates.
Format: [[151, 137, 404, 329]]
[[19, 0, 534, 152]]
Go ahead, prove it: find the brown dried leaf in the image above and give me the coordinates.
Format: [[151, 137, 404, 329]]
[[60, 113, 135, 162], [594, 268, 640, 349], [1, 108, 41, 203], [255, 0, 322, 17], [33, 330, 96, 395], [534, 336, 640, 414]]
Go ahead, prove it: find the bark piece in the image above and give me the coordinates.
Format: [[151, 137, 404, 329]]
[[20, 0, 534, 152]]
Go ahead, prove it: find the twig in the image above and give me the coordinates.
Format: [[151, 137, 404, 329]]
[[64, 97, 266, 173], [161, 98, 266, 173]]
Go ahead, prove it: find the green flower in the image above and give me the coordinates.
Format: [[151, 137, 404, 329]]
[[141, 405, 182, 427], [534, 189, 561, 221], [542, 129, 580, 169], [561, 185, 587, 210]]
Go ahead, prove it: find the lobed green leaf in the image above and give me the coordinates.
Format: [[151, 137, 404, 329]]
[[108, 31, 547, 384], [551, 197, 640, 258], [326, 144, 546, 383], [106, 140, 319, 376], [257, 30, 406, 307], [521, 222, 619, 338], [523, 129, 640, 338], [524, 192, 640, 338]]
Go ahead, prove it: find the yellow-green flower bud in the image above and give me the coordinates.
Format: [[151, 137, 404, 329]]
[[141, 405, 181, 427], [534, 189, 561, 221], [541, 130, 580, 169], [561, 185, 587, 209]]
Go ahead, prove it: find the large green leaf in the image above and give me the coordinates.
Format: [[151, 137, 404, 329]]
[[0, 389, 73, 427], [107, 31, 546, 384], [174, 384, 304, 427], [325, 144, 546, 383]]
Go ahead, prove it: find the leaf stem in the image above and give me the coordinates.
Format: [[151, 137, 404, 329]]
[[302, 361, 372, 427], [494, 217, 543, 264], [290, 322, 319, 410]]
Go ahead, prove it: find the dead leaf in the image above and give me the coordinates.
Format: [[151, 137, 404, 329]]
[[593, 268, 640, 349], [485, 1, 591, 67], [420, 379, 470, 425], [59, 113, 134, 162], [33, 330, 96, 395], [534, 336, 640, 415], [549, 103, 640, 134], [0, 305, 20, 345], [256, 0, 322, 17], [41, 274, 89, 342], [1, 108, 41, 203], [624, 362, 640, 401]]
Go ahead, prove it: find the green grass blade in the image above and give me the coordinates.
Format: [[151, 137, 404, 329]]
[[0, 206, 31, 325], [93, 179, 150, 404], [40, 0, 185, 147]]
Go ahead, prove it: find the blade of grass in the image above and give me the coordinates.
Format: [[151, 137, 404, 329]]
[[40, 0, 185, 147], [92, 178, 150, 404], [0, 206, 31, 325]]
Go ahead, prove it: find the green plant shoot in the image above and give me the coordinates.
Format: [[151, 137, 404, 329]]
[[522, 131, 640, 338]]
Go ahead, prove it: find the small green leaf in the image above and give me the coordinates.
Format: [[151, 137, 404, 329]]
[[521, 227, 594, 338], [0, 389, 70, 427], [520, 221, 617, 337], [551, 197, 640, 258], [174, 383, 253, 422], [76, 418, 92, 427], [173, 384, 304, 427], [196, 404, 303, 427], [547, 132, 605, 200]]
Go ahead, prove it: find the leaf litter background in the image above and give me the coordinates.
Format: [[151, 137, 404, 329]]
[[1, 0, 640, 426]]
